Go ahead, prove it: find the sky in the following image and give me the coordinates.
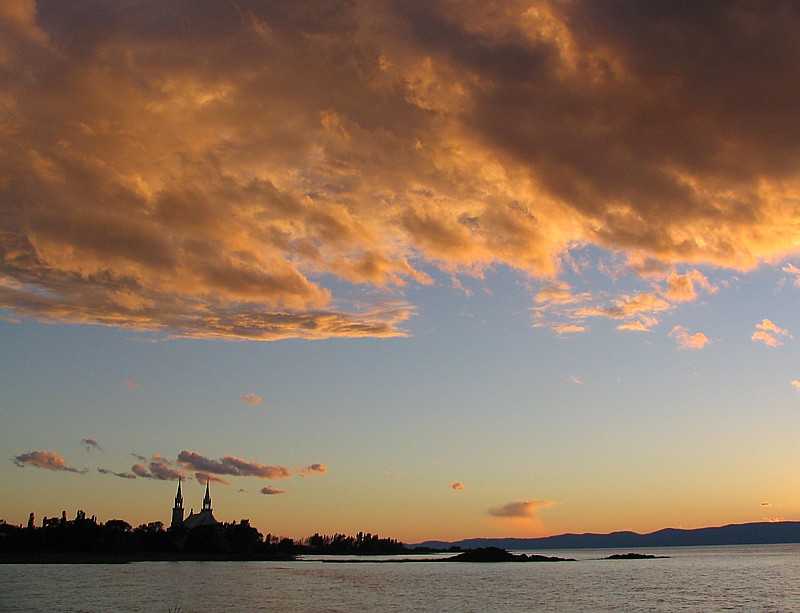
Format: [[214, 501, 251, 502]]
[[3, 0, 800, 543]]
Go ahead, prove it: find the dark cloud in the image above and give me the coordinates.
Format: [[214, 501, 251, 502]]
[[177, 450, 292, 479], [296, 463, 327, 478], [130, 455, 183, 481], [195, 471, 230, 486], [81, 438, 102, 451], [260, 487, 287, 495], [12, 450, 86, 474], [97, 467, 136, 480]]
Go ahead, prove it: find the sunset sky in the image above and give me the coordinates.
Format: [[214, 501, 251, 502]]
[[3, 0, 800, 543]]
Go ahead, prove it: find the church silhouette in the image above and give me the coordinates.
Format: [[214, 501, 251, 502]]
[[170, 480, 218, 529]]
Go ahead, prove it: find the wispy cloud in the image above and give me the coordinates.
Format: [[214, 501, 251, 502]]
[[177, 450, 292, 479], [195, 472, 230, 486], [261, 487, 287, 495], [669, 326, 711, 350], [12, 450, 86, 474], [238, 393, 263, 406], [81, 438, 102, 451], [488, 499, 554, 518], [295, 463, 327, 478], [123, 379, 140, 390], [97, 467, 136, 480], [751, 319, 790, 347]]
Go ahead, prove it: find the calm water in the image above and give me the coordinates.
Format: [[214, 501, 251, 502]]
[[2, 545, 800, 612]]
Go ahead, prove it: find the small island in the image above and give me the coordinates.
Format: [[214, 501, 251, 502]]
[[603, 552, 668, 560], [444, 547, 575, 562]]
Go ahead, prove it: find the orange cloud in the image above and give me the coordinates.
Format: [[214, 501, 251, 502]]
[[238, 393, 263, 406], [450, 482, 465, 491], [669, 325, 711, 350], [751, 319, 790, 347], [123, 379, 140, 390], [13, 450, 86, 474], [3, 2, 800, 340]]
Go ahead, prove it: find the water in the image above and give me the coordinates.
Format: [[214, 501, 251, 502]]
[[2, 545, 800, 612]]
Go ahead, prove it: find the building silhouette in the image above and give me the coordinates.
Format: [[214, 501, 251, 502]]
[[170, 479, 218, 530]]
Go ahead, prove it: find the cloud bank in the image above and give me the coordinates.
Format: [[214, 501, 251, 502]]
[[3, 2, 800, 338]]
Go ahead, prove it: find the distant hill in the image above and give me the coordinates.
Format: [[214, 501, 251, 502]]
[[413, 521, 800, 550]]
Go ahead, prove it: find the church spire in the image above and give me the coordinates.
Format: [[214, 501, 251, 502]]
[[174, 479, 183, 508], [202, 479, 212, 512], [170, 478, 185, 530]]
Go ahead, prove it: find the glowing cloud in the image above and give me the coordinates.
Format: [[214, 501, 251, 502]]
[[751, 319, 790, 347], [791, 380, 800, 393], [12, 450, 86, 474], [3, 2, 800, 339], [669, 326, 710, 350], [450, 482, 465, 491], [238, 393, 263, 406]]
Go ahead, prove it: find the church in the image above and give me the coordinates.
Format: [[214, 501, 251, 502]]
[[170, 479, 219, 530]]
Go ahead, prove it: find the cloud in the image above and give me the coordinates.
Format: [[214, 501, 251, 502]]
[[97, 467, 137, 480], [12, 450, 86, 473], [296, 463, 327, 478], [238, 393, 263, 406], [791, 380, 800, 393], [751, 319, 790, 347], [569, 376, 582, 385], [177, 450, 292, 479], [450, 482, 465, 491], [123, 379, 140, 390], [130, 455, 183, 481], [81, 438, 102, 451], [195, 472, 230, 486], [761, 502, 772, 507], [552, 324, 586, 335], [669, 325, 710, 350], [260, 487, 287, 495], [2, 2, 800, 339], [783, 264, 800, 286], [488, 499, 554, 518]]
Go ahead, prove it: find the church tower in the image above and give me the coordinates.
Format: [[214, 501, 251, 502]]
[[202, 479, 212, 512], [170, 479, 184, 529]]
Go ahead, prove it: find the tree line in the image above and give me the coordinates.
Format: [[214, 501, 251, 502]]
[[0, 510, 406, 560]]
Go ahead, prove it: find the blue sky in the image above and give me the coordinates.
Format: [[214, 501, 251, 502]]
[[3, 0, 800, 542]]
